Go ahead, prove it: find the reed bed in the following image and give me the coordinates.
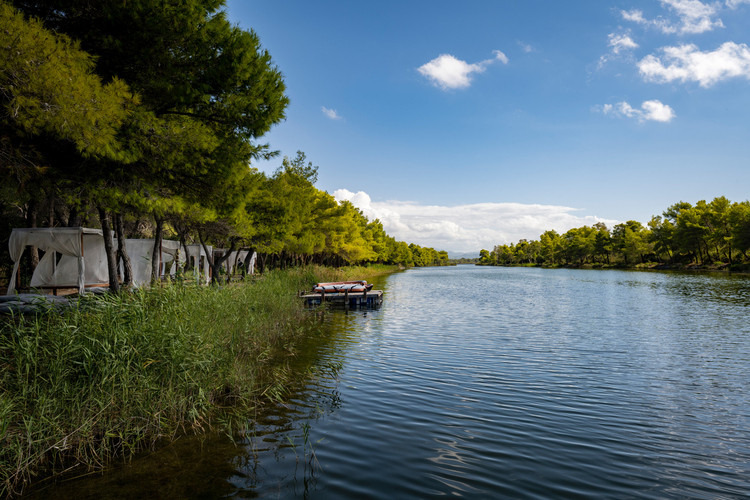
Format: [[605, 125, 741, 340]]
[[0, 266, 392, 497]]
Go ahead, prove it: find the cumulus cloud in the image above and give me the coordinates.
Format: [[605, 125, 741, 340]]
[[638, 42, 750, 86], [726, 0, 750, 7], [621, 0, 724, 34], [418, 51, 508, 90], [333, 189, 619, 253], [596, 100, 676, 122], [321, 106, 342, 120]]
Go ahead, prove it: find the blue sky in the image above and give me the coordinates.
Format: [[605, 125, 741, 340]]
[[225, 0, 750, 253]]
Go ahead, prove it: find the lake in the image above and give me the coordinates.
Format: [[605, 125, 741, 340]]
[[39, 266, 750, 499]]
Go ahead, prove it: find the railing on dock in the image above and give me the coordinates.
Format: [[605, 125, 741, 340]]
[[299, 289, 383, 309]]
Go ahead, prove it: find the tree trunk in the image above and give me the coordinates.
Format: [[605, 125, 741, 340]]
[[115, 213, 133, 287], [151, 215, 164, 284], [68, 205, 82, 227], [27, 200, 39, 273], [129, 218, 142, 238], [198, 233, 236, 285], [98, 207, 120, 293], [47, 196, 54, 228], [55, 203, 69, 227]]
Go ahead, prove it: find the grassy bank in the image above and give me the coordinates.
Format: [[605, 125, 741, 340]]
[[0, 265, 397, 497]]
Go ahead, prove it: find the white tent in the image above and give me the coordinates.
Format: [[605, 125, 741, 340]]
[[7, 229, 213, 294], [122, 240, 211, 286], [184, 244, 212, 284], [7, 227, 108, 295], [217, 249, 257, 277], [231, 250, 256, 276]]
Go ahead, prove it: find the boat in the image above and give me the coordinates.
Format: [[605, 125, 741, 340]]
[[312, 280, 373, 293]]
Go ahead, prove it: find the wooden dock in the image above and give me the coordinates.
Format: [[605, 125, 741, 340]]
[[299, 289, 383, 308]]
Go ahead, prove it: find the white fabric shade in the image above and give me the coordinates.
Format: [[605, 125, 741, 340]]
[[122, 240, 211, 286], [217, 250, 256, 276], [7, 228, 214, 294], [184, 244, 211, 284], [7, 227, 102, 294], [30, 233, 110, 290]]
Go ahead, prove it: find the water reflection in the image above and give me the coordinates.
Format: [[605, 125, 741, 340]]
[[32, 268, 750, 499], [32, 304, 370, 500]]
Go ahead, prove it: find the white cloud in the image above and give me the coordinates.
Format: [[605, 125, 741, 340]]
[[321, 106, 342, 120], [641, 99, 677, 121], [418, 51, 508, 90], [597, 99, 675, 122], [621, 0, 724, 34], [726, 0, 750, 7], [609, 32, 639, 54], [663, 0, 724, 33], [333, 189, 619, 253], [638, 42, 750, 86], [493, 50, 509, 64], [599, 31, 639, 69]]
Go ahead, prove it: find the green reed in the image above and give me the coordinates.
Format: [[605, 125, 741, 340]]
[[0, 266, 367, 497]]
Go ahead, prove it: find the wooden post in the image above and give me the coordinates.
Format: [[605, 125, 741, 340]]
[[344, 289, 349, 308]]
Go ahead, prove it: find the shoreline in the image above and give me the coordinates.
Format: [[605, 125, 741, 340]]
[[0, 265, 400, 497], [476, 262, 750, 274]]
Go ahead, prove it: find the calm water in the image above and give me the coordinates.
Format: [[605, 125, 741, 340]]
[[39, 266, 750, 499]]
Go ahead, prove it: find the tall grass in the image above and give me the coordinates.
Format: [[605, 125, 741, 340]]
[[306, 263, 400, 283], [0, 267, 373, 497]]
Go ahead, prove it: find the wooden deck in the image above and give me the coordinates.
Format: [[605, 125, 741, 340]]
[[299, 289, 383, 308]]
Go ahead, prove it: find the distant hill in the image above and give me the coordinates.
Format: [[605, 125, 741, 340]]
[[447, 251, 479, 260]]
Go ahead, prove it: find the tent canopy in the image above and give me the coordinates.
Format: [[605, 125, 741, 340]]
[[7, 227, 103, 294], [123, 240, 211, 286], [7, 229, 214, 294]]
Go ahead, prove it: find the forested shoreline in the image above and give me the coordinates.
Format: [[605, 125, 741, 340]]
[[0, 1, 449, 292], [479, 196, 750, 271]]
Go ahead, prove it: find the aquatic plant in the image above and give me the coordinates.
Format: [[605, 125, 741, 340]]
[[0, 267, 364, 497]]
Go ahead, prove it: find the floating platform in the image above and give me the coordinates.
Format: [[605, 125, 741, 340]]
[[300, 289, 383, 308]]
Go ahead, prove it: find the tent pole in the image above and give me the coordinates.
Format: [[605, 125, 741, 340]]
[[80, 232, 85, 295]]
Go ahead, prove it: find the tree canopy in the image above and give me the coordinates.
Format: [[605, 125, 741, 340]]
[[0, 2, 132, 190], [0, 2, 449, 287], [479, 196, 750, 269]]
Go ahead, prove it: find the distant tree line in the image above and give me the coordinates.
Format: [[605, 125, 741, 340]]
[[0, 1, 448, 290], [479, 197, 750, 269]]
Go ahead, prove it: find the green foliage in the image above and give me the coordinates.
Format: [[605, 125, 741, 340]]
[[1, 0, 444, 285], [0, 269, 325, 496], [484, 196, 750, 269], [240, 152, 446, 269], [0, 2, 133, 188]]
